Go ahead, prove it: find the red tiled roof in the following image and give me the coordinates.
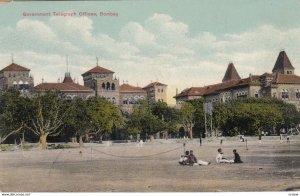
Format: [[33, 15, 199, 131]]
[[174, 87, 205, 98], [143, 82, 167, 89], [120, 84, 146, 93], [274, 74, 300, 84], [222, 62, 241, 82], [175, 76, 263, 98], [35, 82, 94, 93], [0, 63, 30, 73], [62, 76, 74, 83], [272, 51, 295, 72], [82, 66, 114, 76]]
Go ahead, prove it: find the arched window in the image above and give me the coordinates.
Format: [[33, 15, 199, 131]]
[[112, 97, 116, 104], [123, 97, 128, 105], [111, 83, 116, 90], [102, 83, 105, 89], [282, 89, 289, 99], [106, 82, 110, 90]]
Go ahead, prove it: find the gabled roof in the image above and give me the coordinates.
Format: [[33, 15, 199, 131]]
[[222, 62, 241, 82], [120, 84, 146, 93], [272, 51, 295, 73], [62, 73, 74, 83], [82, 66, 114, 76], [273, 73, 300, 84], [173, 87, 205, 98], [35, 82, 94, 93], [0, 63, 30, 73], [143, 82, 167, 89]]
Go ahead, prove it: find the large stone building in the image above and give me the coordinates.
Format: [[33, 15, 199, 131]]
[[143, 82, 167, 102], [174, 51, 300, 110], [82, 65, 120, 104], [34, 72, 95, 99], [81, 65, 167, 108], [119, 83, 147, 113], [0, 62, 34, 91]]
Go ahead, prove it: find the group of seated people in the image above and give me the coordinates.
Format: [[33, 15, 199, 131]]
[[179, 150, 211, 166], [179, 148, 243, 166]]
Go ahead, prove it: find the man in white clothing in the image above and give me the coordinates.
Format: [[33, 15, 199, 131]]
[[216, 148, 234, 163]]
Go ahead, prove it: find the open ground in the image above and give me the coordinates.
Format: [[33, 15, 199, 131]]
[[0, 136, 300, 192]]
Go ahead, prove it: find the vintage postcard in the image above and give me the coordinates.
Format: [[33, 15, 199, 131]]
[[0, 0, 300, 195]]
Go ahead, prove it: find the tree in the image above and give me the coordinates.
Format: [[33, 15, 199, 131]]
[[64, 97, 92, 147], [0, 89, 31, 144], [27, 92, 68, 149], [214, 98, 284, 136], [87, 97, 125, 142], [180, 102, 196, 139], [151, 101, 181, 139]]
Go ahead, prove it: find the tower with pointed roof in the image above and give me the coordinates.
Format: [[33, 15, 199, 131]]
[[222, 62, 241, 82], [272, 50, 295, 75], [0, 59, 34, 91], [82, 62, 120, 105]]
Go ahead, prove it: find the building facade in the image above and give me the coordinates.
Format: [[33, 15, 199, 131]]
[[0, 62, 34, 91], [119, 83, 147, 113], [143, 82, 167, 102], [174, 51, 300, 110], [34, 72, 95, 99], [82, 65, 120, 105]]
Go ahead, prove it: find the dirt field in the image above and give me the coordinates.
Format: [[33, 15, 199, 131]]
[[0, 136, 300, 192]]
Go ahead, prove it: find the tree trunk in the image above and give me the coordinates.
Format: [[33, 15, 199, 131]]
[[71, 137, 76, 143], [79, 135, 84, 148], [188, 127, 193, 139], [40, 133, 48, 150], [99, 134, 103, 143], [164, 131, 168, 140]]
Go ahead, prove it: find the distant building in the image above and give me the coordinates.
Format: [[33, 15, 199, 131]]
[[0, 62, 34, 91], [174, 51, 300, 110], [82, 65, 120, 105], [34, 72, 94, 99], [119, 83, 147, 113], [143, 82, 167, 102]]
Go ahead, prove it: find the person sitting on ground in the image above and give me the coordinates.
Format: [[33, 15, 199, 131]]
[[189, 150, 211, 166], [179, 150, 190, 165], [233, 149, 243, 163], [216, 148, 234, 163]]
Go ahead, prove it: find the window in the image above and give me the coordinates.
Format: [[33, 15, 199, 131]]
[[102, 83, 105, 89], [161, 89, 164, 93], [282, 89, 289, 99], [112, 97, 116, 104], [296, 90, 300, 100], [111, 83, 116, 90], [158, 89, 160, 93], [106, 82, 110, 90], [255, 92, 259, 98]]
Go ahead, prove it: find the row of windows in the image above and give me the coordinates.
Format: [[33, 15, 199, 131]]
[[122, 96, 145, 105], [281, 89, 300, 100], [101, 82, 116, 90], [7, 73, 29, 78]]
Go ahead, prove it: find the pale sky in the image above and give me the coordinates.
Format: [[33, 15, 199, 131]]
[[1, 0, 300, 104]]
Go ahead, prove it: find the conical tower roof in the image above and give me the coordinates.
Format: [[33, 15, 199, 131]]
[[222, 62, 241, 82], [272, 51, 294, 73]]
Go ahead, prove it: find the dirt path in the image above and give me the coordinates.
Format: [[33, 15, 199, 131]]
[[0, 137, 299, 192]]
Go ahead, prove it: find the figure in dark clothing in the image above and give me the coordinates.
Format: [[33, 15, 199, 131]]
[[233, 149, 243, 163], [179, 150, 190, 165]]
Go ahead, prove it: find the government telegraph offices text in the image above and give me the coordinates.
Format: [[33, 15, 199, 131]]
[[22, 12, 118, 17]]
